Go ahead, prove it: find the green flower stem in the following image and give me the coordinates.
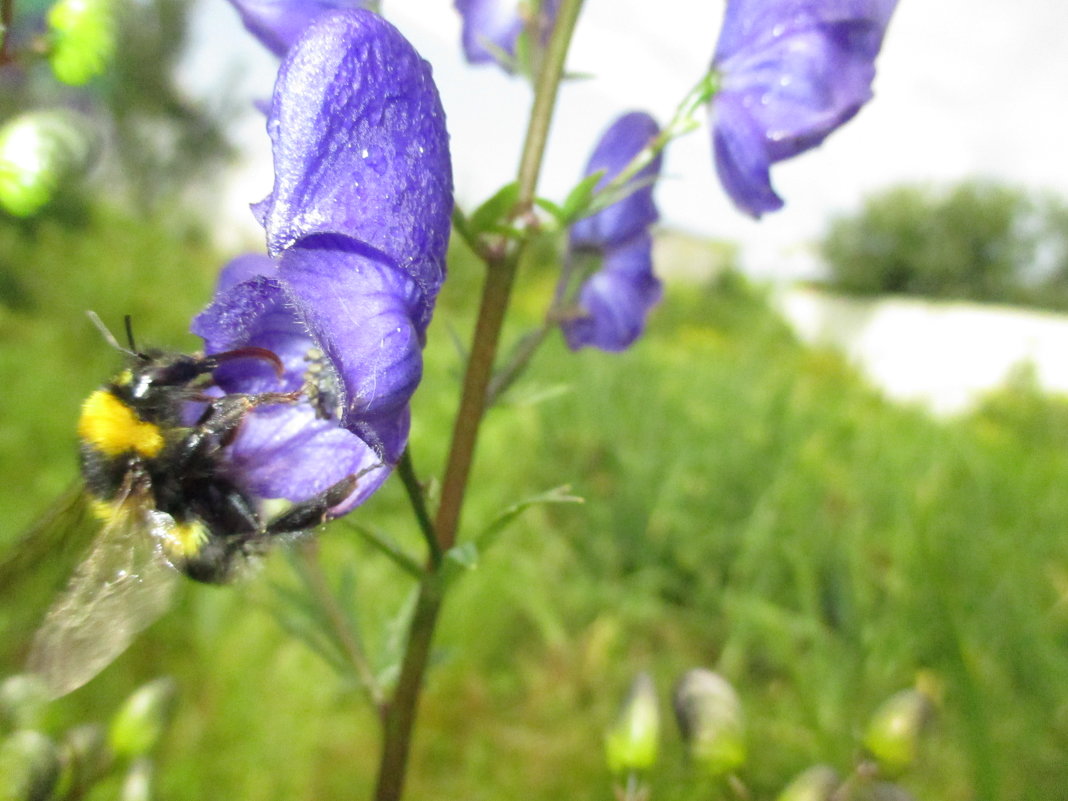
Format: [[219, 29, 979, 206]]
[[373, 2, 586, 798], [0, 0, 12, 64]]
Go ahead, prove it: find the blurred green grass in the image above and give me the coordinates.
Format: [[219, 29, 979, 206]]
[[2, 208, 1068, 800]]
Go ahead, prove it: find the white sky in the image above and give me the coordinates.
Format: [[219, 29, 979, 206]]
[[180, 0, 1068, 280]]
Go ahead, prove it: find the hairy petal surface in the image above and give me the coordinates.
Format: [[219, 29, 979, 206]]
[[255, 10, 453, 328], [710, 0, 898, 217]]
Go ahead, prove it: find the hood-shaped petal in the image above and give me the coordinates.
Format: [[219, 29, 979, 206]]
[[563, 232, 662, 352], [224, 0, 372, 57], [570, 111, 662, 251], [709, 0, 898, 217], [254, 9, 453, 330]]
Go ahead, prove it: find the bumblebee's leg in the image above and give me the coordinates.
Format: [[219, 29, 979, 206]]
[[264, 475, 358, 534]]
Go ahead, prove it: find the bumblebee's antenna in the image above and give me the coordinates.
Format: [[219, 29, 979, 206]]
[[86, 311, 136, 356], [123, 315, 138, 353]]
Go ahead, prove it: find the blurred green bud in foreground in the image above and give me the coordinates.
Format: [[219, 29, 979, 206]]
[[47, 0, 117, 86], [108, 678, 177, 761], [0, 730, 61, 801], [862, 688, 934, 777], [0, 110, 98, 217], [0, 676, 51, 735], [120, 758, 153, 801], [775, 764, 840, 801], [605, 672, 660, 775], [672, 668, 746, 776], [54, 724, 111, 800]]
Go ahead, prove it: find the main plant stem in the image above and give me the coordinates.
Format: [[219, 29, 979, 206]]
[[371, 2, 585, 798]]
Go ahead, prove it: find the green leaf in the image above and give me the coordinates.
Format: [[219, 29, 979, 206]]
[[441, 542, 479, 585], [468, 182, 520, 238], [475, 485, 584, 555], [376, 587, 420, 690], [559, 171, 606, 224], [343, 521, 423, 578]]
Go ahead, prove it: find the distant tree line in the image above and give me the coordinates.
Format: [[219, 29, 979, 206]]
[[821, 180, 1068, 311]]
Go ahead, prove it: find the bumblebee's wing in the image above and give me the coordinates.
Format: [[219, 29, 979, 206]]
[[27, 484, 178, 698]]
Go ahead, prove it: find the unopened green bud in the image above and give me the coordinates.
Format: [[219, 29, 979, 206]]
[[47, 0, 117, 86], [672, 668, 746, 777], [120, 758, 153, 801], [0, 110, 98, 217], [0, 730, 61, 801], [605, 673, 660, 775], [108, 678, 177, 760], [775, 765, 840, 801], [0, 676, 51, 734], [862, 689, 933, 777], [54, 724, 111, 799]]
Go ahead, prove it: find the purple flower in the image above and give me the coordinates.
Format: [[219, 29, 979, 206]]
[[225, 0, 375, 57], [710, 0, 898, 217], [562, 112, 663, 352], [191, 9, 452, 515], [455, 0, 559, 71]]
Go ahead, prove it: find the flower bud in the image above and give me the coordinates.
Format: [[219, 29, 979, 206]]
[[46, 0, 117, 86], [108, 678, 177, 760], [862, 689, 933, 777], [604, 673, 660, 775], [774, 765, 840, 801], [0, 110, 98, 217], [0, 730, 61, 801], [672, 668, 746, 776], [53, 724, 111, 799], [120, 758, 153, 801], [0, 676, 51, 734]]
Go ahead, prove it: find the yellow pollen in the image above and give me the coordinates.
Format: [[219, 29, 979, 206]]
[[161, 520, 209, 559], [78, 390, 165, 458]]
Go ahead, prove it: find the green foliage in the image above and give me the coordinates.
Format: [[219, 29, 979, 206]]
[[1, 218, 1067, 799], [821, 180, 1068, 309]]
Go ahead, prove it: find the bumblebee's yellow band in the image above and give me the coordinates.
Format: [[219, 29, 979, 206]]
[[78, 390, 165, 459]]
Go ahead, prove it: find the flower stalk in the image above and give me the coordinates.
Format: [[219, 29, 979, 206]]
[[372, 1, 585, 797]]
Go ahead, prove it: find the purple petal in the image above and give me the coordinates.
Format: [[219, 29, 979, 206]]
[[278, 238, 424, 464], [224, 0, 372, 57], [710, 0, 897, 216], [710, 93, 783, 217], [255, 9, 453, 328], [225, 403, 388, 511], [563, 232, 662, 352], [455, 0, 524, 64], [570, 112, 662, 251], [715, 0, 896, 63], [454, 0, 559, 68]]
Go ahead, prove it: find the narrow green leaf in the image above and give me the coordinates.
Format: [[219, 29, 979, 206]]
[[560, 171, 606, 223], [475, 485, 584, 554], [343, 521, 423, 578]]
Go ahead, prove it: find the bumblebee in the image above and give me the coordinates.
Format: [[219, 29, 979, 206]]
[[27, 316, 357, 697]]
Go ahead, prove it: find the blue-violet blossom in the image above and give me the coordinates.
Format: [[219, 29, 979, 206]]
[[562, 111, 662, 352], [224, 0, 375, 57], [454, 0, 559, 71], [710, 0, 898, 217], [190, 9, 452, 516]]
